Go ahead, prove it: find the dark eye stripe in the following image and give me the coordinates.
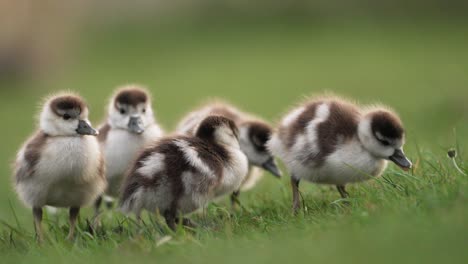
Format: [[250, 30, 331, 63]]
[[374, 132, 392, 146], [380, 139, 391, 146]]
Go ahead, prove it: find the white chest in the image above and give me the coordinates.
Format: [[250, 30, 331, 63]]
[[15, 136, 106, 207], [37, 136, 101, 182], [297, 141, 387, 185], [104, 129, 151, 177], [103, 126, 162, 196]]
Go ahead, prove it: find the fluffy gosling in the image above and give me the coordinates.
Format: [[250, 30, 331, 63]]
[[176, 101, 281, 205], [120, 116, 248, 229], [268, 96, 412, 213], [95, 85, 163, 212], [14, 93, 106, 241]]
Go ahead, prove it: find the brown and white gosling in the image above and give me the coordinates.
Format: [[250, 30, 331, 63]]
[[14, 93, 106, 241], [95, 85, 163, 212], [120, 116, 248, 229], [267, 96, 412, 213], [176, 101, 281, 205]]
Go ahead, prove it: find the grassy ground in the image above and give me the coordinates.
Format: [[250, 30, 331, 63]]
[[0, 18, 467, 263]]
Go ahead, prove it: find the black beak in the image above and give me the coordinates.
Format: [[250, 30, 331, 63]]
[[128, 116, 144, 134], [389, 149, 412, 171], [76, 120, 99, 136], [262, 158, 282, 178]]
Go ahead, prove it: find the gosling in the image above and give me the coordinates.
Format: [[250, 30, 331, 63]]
[[95, 85, 163, 212], [268, 96, 412, 213], [176, 101, 281, 205], [120, 116, 248, 229], [14, 93, 106, 241]]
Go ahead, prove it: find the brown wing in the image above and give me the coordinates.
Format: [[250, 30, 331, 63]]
[[97, 123, 111, 143], [314, 101, 360, 166], [97, 151, 106, 180], [279, 101, 321, 150], [15, 131, 48, 183]]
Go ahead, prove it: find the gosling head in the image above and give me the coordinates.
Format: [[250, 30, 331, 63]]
[[358, 109, 412, 170], [108, 85, 155, 134], [196, 116, 240, 148], [238, 121, 281, 178], [40, 93, 98, 137]]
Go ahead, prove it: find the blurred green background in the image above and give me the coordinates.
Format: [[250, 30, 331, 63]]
[[0, 1, 467, 263]]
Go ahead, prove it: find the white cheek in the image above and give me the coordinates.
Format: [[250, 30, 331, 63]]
[[53, 119, 79, 136], [40, 109, 79, 136], [141, 108, 155, 128], [372, 142, 394, 158], [358, 119, 381, 157], [241, 145, 270, 166], [395, 139, 404, 149], [65, 119, 79, 135], [359, 133, 389, 159], [383, 147, 395, 157], [109, 111, 130, 129], [40, 109, 56, 134]]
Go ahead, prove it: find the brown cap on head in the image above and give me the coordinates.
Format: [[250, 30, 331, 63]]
[[245, 121, 272, 152], [114, 86, 148, 109], [196, 115, 239, 142], [50, 95, 86, 118], [370, 111, 404, 139]]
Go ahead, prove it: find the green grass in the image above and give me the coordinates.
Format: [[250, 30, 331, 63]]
[[0, 19, 467, 263]]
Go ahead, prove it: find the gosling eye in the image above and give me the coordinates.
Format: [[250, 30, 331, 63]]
[[142, 108, 146, 113], [120, 108, 126, 115], [63, 114, 71, 120], [380, 139, 391, 146]]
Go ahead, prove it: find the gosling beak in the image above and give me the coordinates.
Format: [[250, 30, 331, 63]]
[[262, 158, 282, 178], [76, 120, 99, 136], [389, 148, 412, 171], [128, 116, 144, 134]]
